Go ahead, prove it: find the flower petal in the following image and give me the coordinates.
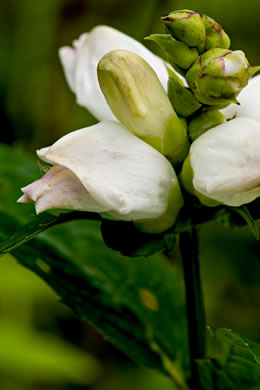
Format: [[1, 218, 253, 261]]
[[37, 121, 177, 220], [18, 165, 108, 214], [190, 117, 260, 206], [221, 74, 260, 121], [59, 26, 177, 121]]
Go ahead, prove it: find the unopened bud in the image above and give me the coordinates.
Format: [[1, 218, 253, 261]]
[[188, 110, 225, 141], [162, 10, 206, 49], [186, 48, 252, 105], [146, 34, 199, 70], [202, 15, 230, 50], [98, 50, 174, 143]]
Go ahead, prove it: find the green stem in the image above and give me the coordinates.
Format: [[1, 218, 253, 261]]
[[179, 226, 206, 388]]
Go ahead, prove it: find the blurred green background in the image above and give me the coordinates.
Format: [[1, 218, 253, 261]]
[[0, 0, 260, 388]]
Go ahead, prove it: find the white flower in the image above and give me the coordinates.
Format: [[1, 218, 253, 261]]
[[18, 27, 185, 232], [18, 121, 177, 221], [190, 117, 260, 206], [221, 74, 260, 121], [59, 25, 184, 121]]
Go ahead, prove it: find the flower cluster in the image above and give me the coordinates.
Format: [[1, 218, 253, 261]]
[[18, 9, 260, 233]]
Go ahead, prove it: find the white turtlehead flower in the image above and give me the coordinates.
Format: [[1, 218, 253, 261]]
[[190, 117, 260, 206], [18, 27, 185, 232], [221, 74, 260, 121], [18, 121, 177, 221], [59, 25, 184, 121]]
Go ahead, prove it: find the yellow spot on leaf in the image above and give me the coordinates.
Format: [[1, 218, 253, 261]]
[[36, 259, 51, 273], [139, 288, 159, 311]]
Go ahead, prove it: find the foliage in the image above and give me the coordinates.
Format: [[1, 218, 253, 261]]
[[1, 141, 260, 389]]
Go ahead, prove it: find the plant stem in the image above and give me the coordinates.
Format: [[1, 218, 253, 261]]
[[179, 226, 206, 388]]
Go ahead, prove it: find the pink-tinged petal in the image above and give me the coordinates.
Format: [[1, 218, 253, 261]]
[[37, 121, 177, 221], [59, 26, 181, 121], [18, 165, 108, 214]]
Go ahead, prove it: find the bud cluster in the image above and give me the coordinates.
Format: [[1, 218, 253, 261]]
[[146, 9, 254, 208], [146, 9, 251, 114], [95, 8, 254, 212]]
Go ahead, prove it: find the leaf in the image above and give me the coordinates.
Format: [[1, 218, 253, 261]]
[[229, 206, 259, 240], [0, 211, 189, 386], [214, 205, 259, 239], [197, 327, 260, 389], [0, 144, 39, 222], [241, 338, 260, 365], [0, 210, 100, 257], [93, 367, 177, 390]]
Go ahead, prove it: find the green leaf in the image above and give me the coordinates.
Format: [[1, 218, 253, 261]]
[[216, 206, 259, 240], [231, 206, 259, 240], [197, 327, 260, 389], [93, 367, 177, 390], [0, 144, 39, 222], [241, 338, 260, 365], [0, 210, 100, 257], [0, 212, 189, 388]]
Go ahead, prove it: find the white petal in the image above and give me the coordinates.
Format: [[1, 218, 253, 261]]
[[221, 74, 260, 120], [59, 26, 181, 121], [190, 117, 260, 206], [18, 165, 107, 214], [37, 121, 177, 220], [59, 47, 77, 91]]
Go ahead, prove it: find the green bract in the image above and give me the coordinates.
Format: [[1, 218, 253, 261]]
[[186, 48, 252, 105], [146, 34, 199, 70], [188, 110, 225, 141], [168, 77, 201, 117]]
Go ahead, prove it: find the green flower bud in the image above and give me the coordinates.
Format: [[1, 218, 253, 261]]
[[97, 50, 175, 144], [135, 181, 184, 233], [168, 77, 201, 117], [188, 110, 225, 141], [161, 10, 206, 49], [202, 14, 230, 50], [146, 34, 199, 70], [186, 48, 252, 105]]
